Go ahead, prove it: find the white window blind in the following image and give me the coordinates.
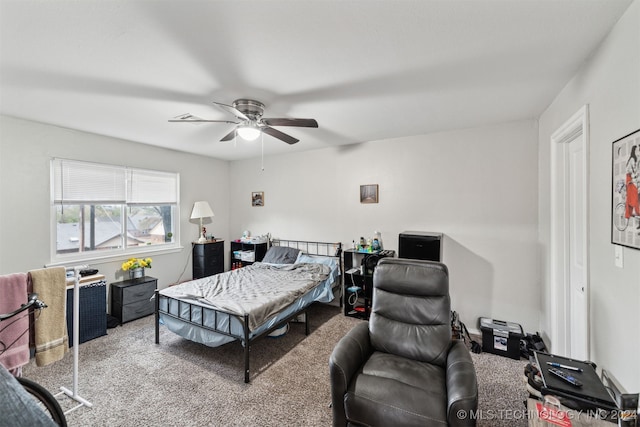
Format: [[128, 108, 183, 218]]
[[128, 168, 179, 204], [53, 159, 126, 203], [52, 159, 178, 204]]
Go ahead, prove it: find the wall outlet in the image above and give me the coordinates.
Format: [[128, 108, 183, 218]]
[[614, 245, 624, 268]]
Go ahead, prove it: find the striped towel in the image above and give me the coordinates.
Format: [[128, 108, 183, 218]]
[[0, 273, 29, 373], [28, 267, 68, 367]]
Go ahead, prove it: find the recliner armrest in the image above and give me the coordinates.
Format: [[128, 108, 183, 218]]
[[446, 340, 478, 427], [329, 322, 372, 427]]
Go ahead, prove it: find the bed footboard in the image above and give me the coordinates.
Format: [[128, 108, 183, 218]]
[[155, 290, 311, 383]]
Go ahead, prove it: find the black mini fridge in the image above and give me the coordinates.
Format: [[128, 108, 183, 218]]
[[398, 231, 442, 261]]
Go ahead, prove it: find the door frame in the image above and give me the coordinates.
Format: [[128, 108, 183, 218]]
[[549, 105, 590, 358]]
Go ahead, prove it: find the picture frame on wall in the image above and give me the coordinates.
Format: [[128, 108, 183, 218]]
[[252, 191, 264, 207], [611, 128, 640, 249], [360, 184, 378, 204]]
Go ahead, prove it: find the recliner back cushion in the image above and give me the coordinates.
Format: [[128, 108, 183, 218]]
[[370, 258, 451, 367]]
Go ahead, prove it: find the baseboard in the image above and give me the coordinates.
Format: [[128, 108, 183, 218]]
[[467, 327, 480, 336]]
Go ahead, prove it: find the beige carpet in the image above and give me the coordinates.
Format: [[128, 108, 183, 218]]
[[22, 304, 528, 426]]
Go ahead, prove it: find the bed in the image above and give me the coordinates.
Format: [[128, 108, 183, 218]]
[[154, 239, 342, 382]]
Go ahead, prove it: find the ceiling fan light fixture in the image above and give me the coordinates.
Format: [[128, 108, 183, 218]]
[[237, 124, 261, 141]]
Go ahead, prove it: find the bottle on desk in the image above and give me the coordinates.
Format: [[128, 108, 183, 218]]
[[373, 231, 383, 250]]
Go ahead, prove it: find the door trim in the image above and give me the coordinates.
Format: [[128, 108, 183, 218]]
[[549, 105, 590, 358]]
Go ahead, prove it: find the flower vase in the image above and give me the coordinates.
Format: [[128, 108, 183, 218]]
[[129, 267, 144, 279]]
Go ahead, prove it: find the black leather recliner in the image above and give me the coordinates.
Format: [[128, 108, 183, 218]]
[[329, 258, 478, 426]]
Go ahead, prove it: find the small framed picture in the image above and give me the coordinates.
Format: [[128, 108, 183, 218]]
[[252, 191, 264, 207], [360, 184, 379, 204]]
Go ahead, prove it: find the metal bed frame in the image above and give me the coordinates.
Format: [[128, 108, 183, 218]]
[[155, 239, 342, 383]]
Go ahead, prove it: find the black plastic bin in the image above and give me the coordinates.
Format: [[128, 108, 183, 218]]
[[479, 317, 523, 360]]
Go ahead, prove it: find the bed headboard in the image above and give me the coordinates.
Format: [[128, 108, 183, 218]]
[[271, 239, 342, 258]]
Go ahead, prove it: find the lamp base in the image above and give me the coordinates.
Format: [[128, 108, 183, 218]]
[[197, 236, 207, 244]]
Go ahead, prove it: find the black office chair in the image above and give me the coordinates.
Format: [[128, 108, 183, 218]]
[[329, 258, 478, 426]]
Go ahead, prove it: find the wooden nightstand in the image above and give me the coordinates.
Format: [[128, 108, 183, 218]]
[[110, 276, 157, 324]]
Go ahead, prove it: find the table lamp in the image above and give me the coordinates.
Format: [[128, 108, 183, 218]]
[[190, 201, 214, 243]]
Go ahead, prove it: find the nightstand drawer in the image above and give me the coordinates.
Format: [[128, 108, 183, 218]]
[[119, 299, 154, 323], [120, 281, 156, 304]]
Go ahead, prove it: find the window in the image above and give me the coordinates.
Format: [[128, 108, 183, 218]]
[[51, 159, 179, 261]]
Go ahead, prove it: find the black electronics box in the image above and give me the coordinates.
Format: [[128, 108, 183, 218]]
[[479, 317, 523, 360]]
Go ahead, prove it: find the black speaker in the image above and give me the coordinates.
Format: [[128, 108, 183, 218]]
[[362, 254, 382, 275], [361, 250, 396, 275]]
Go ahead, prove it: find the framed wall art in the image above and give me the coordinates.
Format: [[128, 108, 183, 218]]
[[360, 184, 378, 204], [611, 128, 640, 249], [252, 191, 264, 207]]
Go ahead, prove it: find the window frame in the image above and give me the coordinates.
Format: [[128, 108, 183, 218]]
[[50, 158, 181, 265]]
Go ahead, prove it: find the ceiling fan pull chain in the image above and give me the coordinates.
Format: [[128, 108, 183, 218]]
[[261, 132, 265, 171]]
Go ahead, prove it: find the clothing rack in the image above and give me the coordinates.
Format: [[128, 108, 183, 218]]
[[56, 265, 93, 414]]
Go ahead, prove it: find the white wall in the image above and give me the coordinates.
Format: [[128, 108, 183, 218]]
[[538, 1, 640, 391], [229, 120, 541, 333], [0, 115, 541, 335], [0, 116, 231, 289]]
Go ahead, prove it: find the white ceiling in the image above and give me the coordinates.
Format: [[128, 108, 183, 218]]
[[0, 0, 633, 161]]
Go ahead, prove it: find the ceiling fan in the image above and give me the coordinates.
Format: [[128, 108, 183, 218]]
[[169, 99, 318, 145]]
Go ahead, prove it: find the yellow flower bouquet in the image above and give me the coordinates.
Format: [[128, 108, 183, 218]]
[[121, 257, 152, 271]]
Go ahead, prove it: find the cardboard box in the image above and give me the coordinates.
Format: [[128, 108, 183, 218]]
[[480, 317, 523, 360]]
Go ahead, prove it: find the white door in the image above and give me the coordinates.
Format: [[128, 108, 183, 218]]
[[550, 105, 589, 360], [567, 134, 588, 360]]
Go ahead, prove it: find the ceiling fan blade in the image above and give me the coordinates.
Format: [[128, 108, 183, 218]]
[[168, 113, 237, 124], [212, 101, 249, 121], [262, 118, 318, 128], [168, 119, 237, 123], [220, 128, 237, 142], [261, 126, 299, 145]]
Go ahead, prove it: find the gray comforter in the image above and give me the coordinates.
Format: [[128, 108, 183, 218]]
[[160, 262, 330, 330]]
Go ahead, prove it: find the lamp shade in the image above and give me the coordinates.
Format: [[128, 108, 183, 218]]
[[190, 201, 214, 219]]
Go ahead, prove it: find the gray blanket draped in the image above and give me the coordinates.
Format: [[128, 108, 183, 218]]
[[161, 263, 330, 330]]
